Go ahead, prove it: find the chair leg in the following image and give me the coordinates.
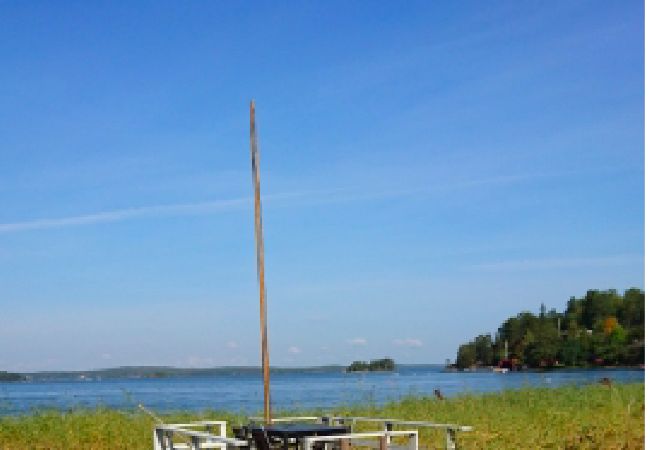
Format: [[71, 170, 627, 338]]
[[445, 429, 456, 450]]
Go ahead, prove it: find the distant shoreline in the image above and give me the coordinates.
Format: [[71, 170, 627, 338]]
[[3, 364, 443, 382], [1, 363, 643, 383]]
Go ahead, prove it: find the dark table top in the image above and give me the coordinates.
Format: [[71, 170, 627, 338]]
[[254, 423, 350, 439]]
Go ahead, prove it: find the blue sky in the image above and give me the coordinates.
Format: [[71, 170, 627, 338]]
[[0, 1, 643, 371]]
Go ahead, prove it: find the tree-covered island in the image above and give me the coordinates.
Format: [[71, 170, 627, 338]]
[[346, 358, 395, 372], [454, 288, 644, 369]]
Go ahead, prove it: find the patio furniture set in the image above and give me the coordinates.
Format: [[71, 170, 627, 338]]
[[153, 415, 472, 450]]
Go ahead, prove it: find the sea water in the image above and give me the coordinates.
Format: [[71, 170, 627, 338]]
[[0, 365, 643, 415]]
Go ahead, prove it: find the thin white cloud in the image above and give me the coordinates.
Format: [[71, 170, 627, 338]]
[[0, 190, 316, 234], [347, 338, 367, 346], [0, 198, 249, 234], [393, 338, 423, 348], [226, 341, 239, 349], [288, 346, 301, 354], [0, 167, 618, 235], [468, 254, 643, 271]]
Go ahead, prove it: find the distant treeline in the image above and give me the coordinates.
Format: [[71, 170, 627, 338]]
[[5, 365, 350, 382], [2, 364, 421, 382], [347, 358, 395, 372], [455, 288, 644, 369], [0, 371, 24, 382]]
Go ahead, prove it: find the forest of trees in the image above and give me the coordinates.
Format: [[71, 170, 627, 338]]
[[455, 289, 644, 369], [346, 358, 395, 372]]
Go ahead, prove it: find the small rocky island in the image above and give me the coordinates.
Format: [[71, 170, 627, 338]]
[[346, 358, 395, 372]]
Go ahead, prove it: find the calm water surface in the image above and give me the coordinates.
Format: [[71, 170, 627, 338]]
[[0, 366, 643, 415]]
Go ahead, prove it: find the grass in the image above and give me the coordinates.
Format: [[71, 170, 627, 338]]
[[0, 383, 643, 449]]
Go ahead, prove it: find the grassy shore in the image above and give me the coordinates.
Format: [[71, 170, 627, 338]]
[[0, 383, 643, 449]]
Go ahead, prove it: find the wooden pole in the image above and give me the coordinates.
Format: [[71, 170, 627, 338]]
[[250, 100, 271, 424]]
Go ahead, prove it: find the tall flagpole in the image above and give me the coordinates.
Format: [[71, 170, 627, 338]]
[[250, 100, 271, 424]]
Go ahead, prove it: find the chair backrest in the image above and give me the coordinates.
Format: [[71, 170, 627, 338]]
[[233, 426, 249, 440], [251, 427, 272, 450]]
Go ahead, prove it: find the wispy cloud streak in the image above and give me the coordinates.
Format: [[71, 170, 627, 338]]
[[347, 338, 367, 346], [0, 189, 348, 234], [393, 338, 423, 348], [0, 198, 250, 234], [0, 167, 619, 234]]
